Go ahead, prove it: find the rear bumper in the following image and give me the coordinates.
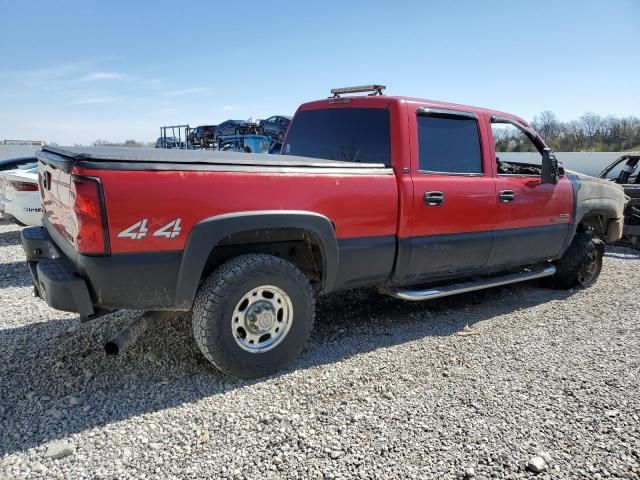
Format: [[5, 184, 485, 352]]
[[22, 226, 94, 315], [22, 224, 185, 314]]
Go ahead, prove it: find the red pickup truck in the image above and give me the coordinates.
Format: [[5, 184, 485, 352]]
[[22, 85, 626, 378]]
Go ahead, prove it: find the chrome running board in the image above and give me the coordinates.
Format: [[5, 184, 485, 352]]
[[383, 265, 556, 302]]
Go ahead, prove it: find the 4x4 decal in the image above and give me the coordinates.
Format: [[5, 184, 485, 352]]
[[152, 219, 182, 238], [118, 219, 182, 240]]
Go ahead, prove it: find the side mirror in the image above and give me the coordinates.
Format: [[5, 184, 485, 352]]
[[541, 148, 559, 184]]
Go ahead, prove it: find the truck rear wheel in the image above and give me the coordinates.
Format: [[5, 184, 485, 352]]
[[192, 254, 315, 378], [550, 232, 604, 289]]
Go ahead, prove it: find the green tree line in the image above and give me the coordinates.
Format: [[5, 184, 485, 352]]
[[529, 112, 639, 152]]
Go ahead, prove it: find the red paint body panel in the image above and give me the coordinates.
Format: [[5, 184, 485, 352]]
[[409, 176, 497, 235], [405, 106, 498, 237], [492, 176, 573, 229], [73, 167, 398, 254], [482, 112, 574, 228], [292, 96, 414, 238], [294, 96, 558, 238]]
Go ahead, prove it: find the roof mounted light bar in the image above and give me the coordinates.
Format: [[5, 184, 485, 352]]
[[330, 84, 386, 98]]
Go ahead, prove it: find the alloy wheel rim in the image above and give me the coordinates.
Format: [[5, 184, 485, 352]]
[[231, 285, 293, 353]]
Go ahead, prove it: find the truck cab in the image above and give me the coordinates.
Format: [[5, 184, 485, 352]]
[[282, 89, 575, 286]]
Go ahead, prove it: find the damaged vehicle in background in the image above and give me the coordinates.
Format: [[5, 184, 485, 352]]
[[0, 156, 38, 172], [0, 159, 42, 226], [214, 120, 262, 143], [155, 136, 185, 149], [189, 125, 216, 148], [599, 152, 640, 248], [217, 134, 275, 154], [258, 115, 291, 143]]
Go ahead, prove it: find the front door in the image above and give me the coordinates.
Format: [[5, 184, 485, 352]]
[[402, 108, 497, 282], [488, 118, 573, 267]]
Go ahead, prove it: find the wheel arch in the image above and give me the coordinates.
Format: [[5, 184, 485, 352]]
[[560, 204, 618, 257], [559, 174, 625, 256], [175, 211, 338, 309], [578, 210, 609, 235], [575, 192, 625, 239]]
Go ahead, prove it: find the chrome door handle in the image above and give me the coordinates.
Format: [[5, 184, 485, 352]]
[[424, 191, 444, 206], [499, 190, 516, 203]]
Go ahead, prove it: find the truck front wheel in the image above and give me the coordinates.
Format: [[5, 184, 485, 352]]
[[551, 232, 605, 289], [192, 254, 315, 378]]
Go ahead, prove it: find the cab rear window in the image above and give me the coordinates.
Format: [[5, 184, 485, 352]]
[[283, 108, 391, 165]]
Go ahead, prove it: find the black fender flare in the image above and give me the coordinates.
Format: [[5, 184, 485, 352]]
[[174, 210, 338, 308]]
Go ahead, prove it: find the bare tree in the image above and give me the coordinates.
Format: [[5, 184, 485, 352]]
[[532, 111, 559, 141], [579, 112, 603, 147]]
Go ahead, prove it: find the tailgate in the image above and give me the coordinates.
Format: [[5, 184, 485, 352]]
[[37, 151, 76, 245]]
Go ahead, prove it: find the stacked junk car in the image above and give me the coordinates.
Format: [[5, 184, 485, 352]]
[[157, 115, 290, 155]]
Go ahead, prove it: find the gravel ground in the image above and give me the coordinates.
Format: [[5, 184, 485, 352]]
[[1, 218, 639, 479]]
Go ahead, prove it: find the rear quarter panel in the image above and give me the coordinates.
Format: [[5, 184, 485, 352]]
[[73, 167, 399, 254]]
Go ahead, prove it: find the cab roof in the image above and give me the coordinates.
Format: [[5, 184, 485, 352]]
[[298, 95, 530, 127]]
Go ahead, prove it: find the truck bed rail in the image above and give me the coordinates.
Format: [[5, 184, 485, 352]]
[[40, 146, 388, 170]]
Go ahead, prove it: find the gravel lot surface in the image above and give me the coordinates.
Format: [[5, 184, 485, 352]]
[[1, 218, 639, 479]]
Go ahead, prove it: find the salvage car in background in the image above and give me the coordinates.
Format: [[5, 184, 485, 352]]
[[599, 152, 640, 247], [217, 134, 274, 154], [214, 120, 262, 143], [155, 136, 185, 149], [1, 164, 41, 226], [258, 115, 291, 143], [189, 125, 216, 147], [0, 156, 37, 171]]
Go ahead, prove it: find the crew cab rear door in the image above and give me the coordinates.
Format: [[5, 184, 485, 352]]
[[489, 118, 573, 266], [401, 107, 497, 282]]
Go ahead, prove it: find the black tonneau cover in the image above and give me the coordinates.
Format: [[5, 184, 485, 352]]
[[40, 145, 387, 170]]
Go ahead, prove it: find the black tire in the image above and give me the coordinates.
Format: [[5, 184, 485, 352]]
[[192, 254, 315, 378], [550, 232, 604, 289]]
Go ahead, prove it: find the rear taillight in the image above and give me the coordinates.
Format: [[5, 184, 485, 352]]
[[10, 180, 38, 192], [71, 176, 110, 255]]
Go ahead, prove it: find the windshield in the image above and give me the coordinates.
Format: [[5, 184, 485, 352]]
[[282, 108, 391, 165]]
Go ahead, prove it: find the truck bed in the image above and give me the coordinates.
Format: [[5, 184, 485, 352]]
[[40, 146, 389, 172]]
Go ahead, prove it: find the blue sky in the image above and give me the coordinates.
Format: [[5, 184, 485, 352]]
[[0, 0, 638, 145]]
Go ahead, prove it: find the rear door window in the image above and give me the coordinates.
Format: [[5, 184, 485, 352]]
[[417, 113, 482, 174], [283, 108, 391, 165]]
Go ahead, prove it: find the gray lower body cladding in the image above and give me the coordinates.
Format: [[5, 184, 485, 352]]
[[22, 225, 183, 313], [22, 221, 572, 315]]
